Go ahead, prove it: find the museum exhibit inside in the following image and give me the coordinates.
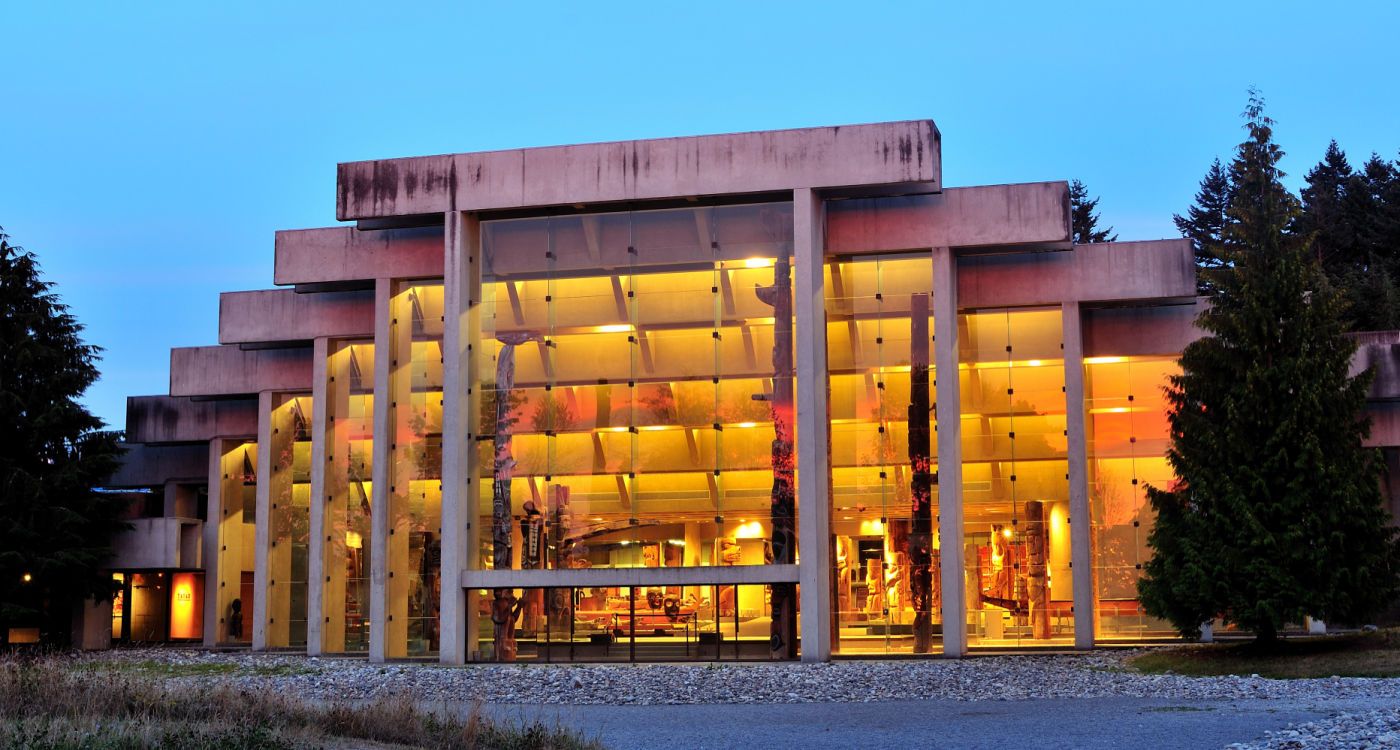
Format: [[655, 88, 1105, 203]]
[[76, 121, 1400, 662]]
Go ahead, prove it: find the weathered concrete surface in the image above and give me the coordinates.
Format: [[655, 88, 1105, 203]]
[[219, 289, 373, 345], [826, 182, 1070, 253], [169, 345, 312, 397], [126, 395, 258, 443], [336, 121, 940, 220], [1083, 303, 1203, 358], [1350, 331, 1400, 401], [274, 226, 443, 286], [960, 239, 1196, 308], [106, 442, 208, 487], [110, 517, 203, 569]]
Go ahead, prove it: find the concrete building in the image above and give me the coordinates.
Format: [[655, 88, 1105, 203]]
[[84, 121, 1400, 661]]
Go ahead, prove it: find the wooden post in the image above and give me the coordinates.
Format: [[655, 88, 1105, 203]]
[[1026, 500, 1051, 640], [490, 333, 532, 661]]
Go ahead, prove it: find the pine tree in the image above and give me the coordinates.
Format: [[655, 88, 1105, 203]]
[[1069, 179, 1117, 244], [1173, 158, 1235, 293], [0, 227, 127, 646], [1138, 92, 1400, 643], [1296, 141, 1355, 270]]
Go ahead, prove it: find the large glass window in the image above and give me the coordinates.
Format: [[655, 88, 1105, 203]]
[[214, 440, 256, 644], [960, 308, 1074, 647], [478, 203, 796, 656], [826, 254, 941, 655], [387, 282, 444, 658], [322, 340, 374, 653], [1085, 356, 1178, 639], [266, 393, 312, 648]]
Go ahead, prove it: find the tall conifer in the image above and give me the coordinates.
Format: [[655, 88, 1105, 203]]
[[1069, 179, 1117, 244], [1139, 92, 1400, 642], [1174, 159, 1235, 293]]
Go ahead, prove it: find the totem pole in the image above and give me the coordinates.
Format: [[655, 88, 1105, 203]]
[[1025, 499, 1051, 639], [908, 293, 935, 653], [755, 256, 796, 659], [490, 332, 533, 661]]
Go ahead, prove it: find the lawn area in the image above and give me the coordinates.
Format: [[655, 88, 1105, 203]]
[[1, 654, 601, 750], [1129, 628, 1400, 678]]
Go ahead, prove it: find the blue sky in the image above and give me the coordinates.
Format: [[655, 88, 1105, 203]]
[[4, 1, 1399, 429]]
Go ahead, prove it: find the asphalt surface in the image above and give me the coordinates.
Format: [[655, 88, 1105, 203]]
[[478, 696, 1396, 749]]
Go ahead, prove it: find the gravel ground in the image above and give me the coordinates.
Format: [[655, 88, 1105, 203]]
[[1227, 708, 1400, 749], [75, 647, 1400, 706]]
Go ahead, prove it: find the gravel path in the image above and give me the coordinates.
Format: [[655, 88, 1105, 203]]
[[1227, 708, 1400, 749]]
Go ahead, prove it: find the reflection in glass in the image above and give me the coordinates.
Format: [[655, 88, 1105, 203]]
[[266, 393, 312, 648], [215, 440, 256, 644], [323, 341, 374, 653]]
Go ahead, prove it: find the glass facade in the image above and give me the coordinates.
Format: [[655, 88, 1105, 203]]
[[826, 254, 941, 655], [322, 340, 375, 653], [387, 281, 445, 657], [266, 393, 312, 648], [960, 308, 1074, 647], [214, 439, 257, 645], [1085, 355, 1179, 639], [475, 202, 796, 660]]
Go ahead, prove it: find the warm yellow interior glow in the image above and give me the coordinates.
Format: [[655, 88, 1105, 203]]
[[346, 531, 363, 549], [744, 257, 775, 268], [592, 323, 634, 334], [1084, 356, 1128, 365]]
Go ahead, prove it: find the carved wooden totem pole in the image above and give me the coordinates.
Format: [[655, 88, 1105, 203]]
[[1025, 499, 1051, 639], [908, 293, 936, 653], [490, 332, 533, 661], [755, 256, 796, 659]]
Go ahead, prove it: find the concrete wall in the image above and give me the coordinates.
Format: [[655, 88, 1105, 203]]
[[110, 518, 202, 569], [959, 239, 1197, 308], [219, 289, 373, 345], [826, 182, 1071, 252], [169, 345, 313, 397], [336, 121, 940, 220], [127, 395, 257, 443], [274, 226, 443, 286], [1083, 303, 1203, 357], [1351, 332, 1400, 401], [106, 443, 208, 487]]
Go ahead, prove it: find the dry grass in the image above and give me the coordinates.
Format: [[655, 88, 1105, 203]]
[[1129, 628, 1400, 679], [0, 653, 602, 749]]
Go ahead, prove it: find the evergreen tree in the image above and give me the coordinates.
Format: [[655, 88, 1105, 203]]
[[1295, 141, 1355, 270], [1069, 178, 1117, 244], [0, 227, 127, 646], [1173, 158, 1235, 293], [1139, 93, 1400, 643]]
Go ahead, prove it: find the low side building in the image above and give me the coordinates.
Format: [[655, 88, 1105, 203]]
[[89, 120, 1400, 661]]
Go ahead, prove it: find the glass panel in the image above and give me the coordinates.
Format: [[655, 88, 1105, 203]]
[[129, 572, 169, 642], [215, 440, 256, 644], [1086, 355, 1179, 639], [388, 282, 445, 658], [266, 393, 312, 648], [960, 308, 1074, 648], [323, 340, 374, 653], [827, 254, 941, 655]]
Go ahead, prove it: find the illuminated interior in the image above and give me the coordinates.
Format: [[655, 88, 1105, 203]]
[[388, 282, 445, 658], [826, 254, 942, 655], [960, 308, 1074, 647], [215, 439, 256, 644], [322, 339, 375, 653], [266, 393, 312, 648], [1085, 355, 1179, 639], [475, 202, 797, 660]]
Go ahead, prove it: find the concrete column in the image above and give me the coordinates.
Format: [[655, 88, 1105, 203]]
[[251, 390, 274, 650], [369, 278, 393, 662], [933, 246, 967, 657], [1063, 301, 1095, 650], [306, 337, 329, 655], [441, 211, 482, 664], [202, 438, 222, 647], [794, 187, 831, 663]]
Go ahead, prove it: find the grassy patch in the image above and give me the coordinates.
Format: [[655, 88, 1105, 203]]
[[2, 655, 601, 749], [76, 658, 316, 679], [1129, 628, 1400, 679]]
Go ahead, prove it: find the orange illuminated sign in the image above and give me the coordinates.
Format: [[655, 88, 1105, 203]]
[[170, 573, 203, 639]]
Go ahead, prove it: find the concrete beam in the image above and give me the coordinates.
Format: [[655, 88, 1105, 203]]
[[251, 390, 273, 651], [219, 289, 373, 346], [336, 121, 940, 220], [1350, 332, 1400, 402], [170, 345, 313, 398], [368, 279, 392, 663], [1063, 302, 1094, 649], [1083, 303, 1203, 358], [826, 182, 1071, 253], [464, 564, 800, 589], [109, 517, 202, 569], [933, 246, 967, 657], [306, 338, 329, 656], [440, 212, 479, 665], [274, 226, 444, 287], [105, 442, 208, 487], [959, 240, 1197, 308], [794, 188, 831, 662], [126, 395, 258, 444]]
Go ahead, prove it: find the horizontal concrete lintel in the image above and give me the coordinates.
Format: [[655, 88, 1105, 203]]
[[106, 442, 209, 487], [462, 564, 800, 590], [337, 121, 940, 220], [126, 395, 258, 444], [960, 239, 1197, 308], [826, 182, 1072, 253], [219, 288, 373, 345], [274, 225, 444, 287], [170, 345, 313, 398]]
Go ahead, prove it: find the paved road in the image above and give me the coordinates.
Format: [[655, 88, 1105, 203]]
[[478, 696, 1394, 749]]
